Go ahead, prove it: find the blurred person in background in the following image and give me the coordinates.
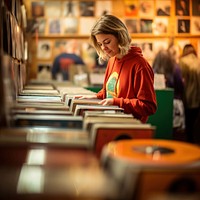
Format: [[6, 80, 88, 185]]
[[152, 49, 185, 139], [51, 41, 85, 81], [179, 44, 200, 144]]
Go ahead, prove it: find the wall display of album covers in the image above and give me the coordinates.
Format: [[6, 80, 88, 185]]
[[27, 0, 199, 78], [28, 0, 199, 37]]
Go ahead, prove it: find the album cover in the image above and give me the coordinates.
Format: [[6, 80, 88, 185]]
[[70, 98, 102, 112], [74, 104, 124, 116], [153, 17, 168, 34], [125, 19, 140, 33], [21, 4, 27, 28], [83, 111, 133, 119], [48, 19, 61, 34], [9, 13, 16, 58], [16, 96, 62, 104], [37, 63, 52, 80], [13, 114, 83, 129], [12, 109, 72, 116], [191, 17, 200, 35], [124, 0, 138, 17], [19, 89, 60, 96], [192, 0, 200, 16], [79, 1, 95, 17], [177, 19, 190, 33], [156, 0, 171, 16], [139, 0, 154, 18], [83, 115, 140, 131], [95, 1, 112, 16], [3, 9, 11, 55], [24, 84, 54, 90], [37, 40, 52, 59], [31, 1, 45, 17], [36, 18, 46, 35], [45, 1, 62, 18], [13, 103, 70, 112], [62, 1, 79, 17], [90, 123, 155, 157], [140, 19, 153, 33], [175, 0, 190, 16], [62, 17, 78, 34], [141, 42, 155, 61]]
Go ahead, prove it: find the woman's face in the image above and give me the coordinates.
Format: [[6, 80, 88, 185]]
[[95, 34, 120, 58]]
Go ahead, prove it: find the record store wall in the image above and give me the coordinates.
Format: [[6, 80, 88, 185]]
[[23, 0, 200, 81]]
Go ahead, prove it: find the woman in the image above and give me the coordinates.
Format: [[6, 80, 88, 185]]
[[179, 44, 200, 143], [80, 15, 157, 123]]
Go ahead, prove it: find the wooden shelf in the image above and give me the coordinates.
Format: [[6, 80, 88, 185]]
[[32, 35, 90, 39]]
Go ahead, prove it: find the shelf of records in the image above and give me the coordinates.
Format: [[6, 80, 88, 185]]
[[1, 0, 27, 61], [2, 0, 27, 28], [27, 0, 200, 37]]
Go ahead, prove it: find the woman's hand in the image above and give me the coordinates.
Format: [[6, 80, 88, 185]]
[[98, 98, 114, 106]]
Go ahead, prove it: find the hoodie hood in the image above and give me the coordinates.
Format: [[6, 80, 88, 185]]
[[115, 46, 143, 63]]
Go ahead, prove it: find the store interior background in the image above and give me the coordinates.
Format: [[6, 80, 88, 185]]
[[1, 1, 200, 199], [1, 0, 198, 140], [23, 0, 200, 84]]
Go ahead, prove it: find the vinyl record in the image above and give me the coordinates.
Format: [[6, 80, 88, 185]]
[[102, 139, 200, 167]]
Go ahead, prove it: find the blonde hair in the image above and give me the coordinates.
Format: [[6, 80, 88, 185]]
[[90, 15, 131, 63], [182, 44, 197, 57]]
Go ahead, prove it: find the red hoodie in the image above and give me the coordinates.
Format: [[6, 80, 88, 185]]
[[96, 46, 157, 123]]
